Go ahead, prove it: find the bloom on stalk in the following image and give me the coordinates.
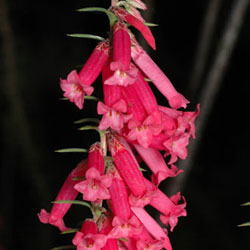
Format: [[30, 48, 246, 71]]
[[74, 167, 112, 202], [73, 219, 107, 250], [40, 1, 200, 250], [60, 39, 110, 109], [60, 70, 94, 109]]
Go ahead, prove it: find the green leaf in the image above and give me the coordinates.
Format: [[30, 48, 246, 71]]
[[74, 118, 100, 124], [61, 95, 100, 101], [78, 125, 99, 132], [241, 201, 250, 206], [84, 95, 100, 102], [61, 228, 79, 234], [67, 33, 105, 41], [55, 148, 88, 153], [52, 200, 92, 210], [51, 245, 76, 250], [139, 167, 147, 172], [144, 22, 159, 27], [238, 222, 250, 227], [77, 7, 117, 26], [144, 78, 152, 82]]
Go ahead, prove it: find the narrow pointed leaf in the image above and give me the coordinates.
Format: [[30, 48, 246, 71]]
[[144, 78, 151, 82], [55, 148, 88, 153], [61, 228, 79, 234], [74, 118, 100, 124], [67, 33, 105, 41], [78, 125, 99, 131], [144, 22, 159, 27], [52, 200, 92, 210], [84, 95, 100, 101], [238, 222, 250, 227], [241, 201, 250, 206]]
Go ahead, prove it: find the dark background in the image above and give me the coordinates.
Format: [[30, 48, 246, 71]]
[[0, 0, 250, 250]]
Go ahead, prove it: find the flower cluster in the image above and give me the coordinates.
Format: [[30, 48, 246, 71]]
[[38, 1, 199, 249]]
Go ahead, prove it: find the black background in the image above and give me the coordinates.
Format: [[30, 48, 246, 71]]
[[0, 0, 250, 250]]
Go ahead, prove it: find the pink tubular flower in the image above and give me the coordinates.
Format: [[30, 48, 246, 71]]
[[127, 121, 153, 148], [136, 239, 165, 250], [131, 207, 172, 250], [121, 84, 147, 123], [131, 38, 189, 109], [144, 178, 187, 232], [107, 169, 133, 220], [163, 133, 190, 164], [177, 104, 200, 138], [132, 71, 161, 124], [108, 133, 147, 197], [97, 99, 131, 131], [73, 220, 107, 250], [105, 62, 138, 87], [98, 214, 119, 250], [127, 114, 162, 148], [113, 21, 131, 70], [78, 39, 110, 86], [108, 215, 142, 239], [160, 193, 187, 232], [134, 144, 183, 185], [88, 142, 105, 175], [102, 63, 123, 107], [113, 7, 155, 50], [74, 167, 112, 202], [60, 70, 94, 109], [38, 159, 88, 231]]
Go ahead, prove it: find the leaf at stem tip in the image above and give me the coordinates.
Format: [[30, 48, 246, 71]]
[[61, 228, 79, 234], [55, 148, 88, 153], [74, 117, 100, 124], [51, 245, 76, 250], [67, 33, 105, 41], [238, 222, 250, 227], [52, 200, 92, 210], [241, 201, 250, 206]]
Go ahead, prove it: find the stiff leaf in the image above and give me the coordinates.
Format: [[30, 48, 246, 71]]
[[78, 125, 99, 132], [67, 33, 105, 41], [55, 148, 88, 153], [51, 245, 76, 250], [61, 228, 79, 235], [144, 22, 159, 27], [84, 95, 100, 101], [238, 222, 250, 227], [74, 118, 100, 124], [241, 201, 250, 206], [52, 200, 92, 210]]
